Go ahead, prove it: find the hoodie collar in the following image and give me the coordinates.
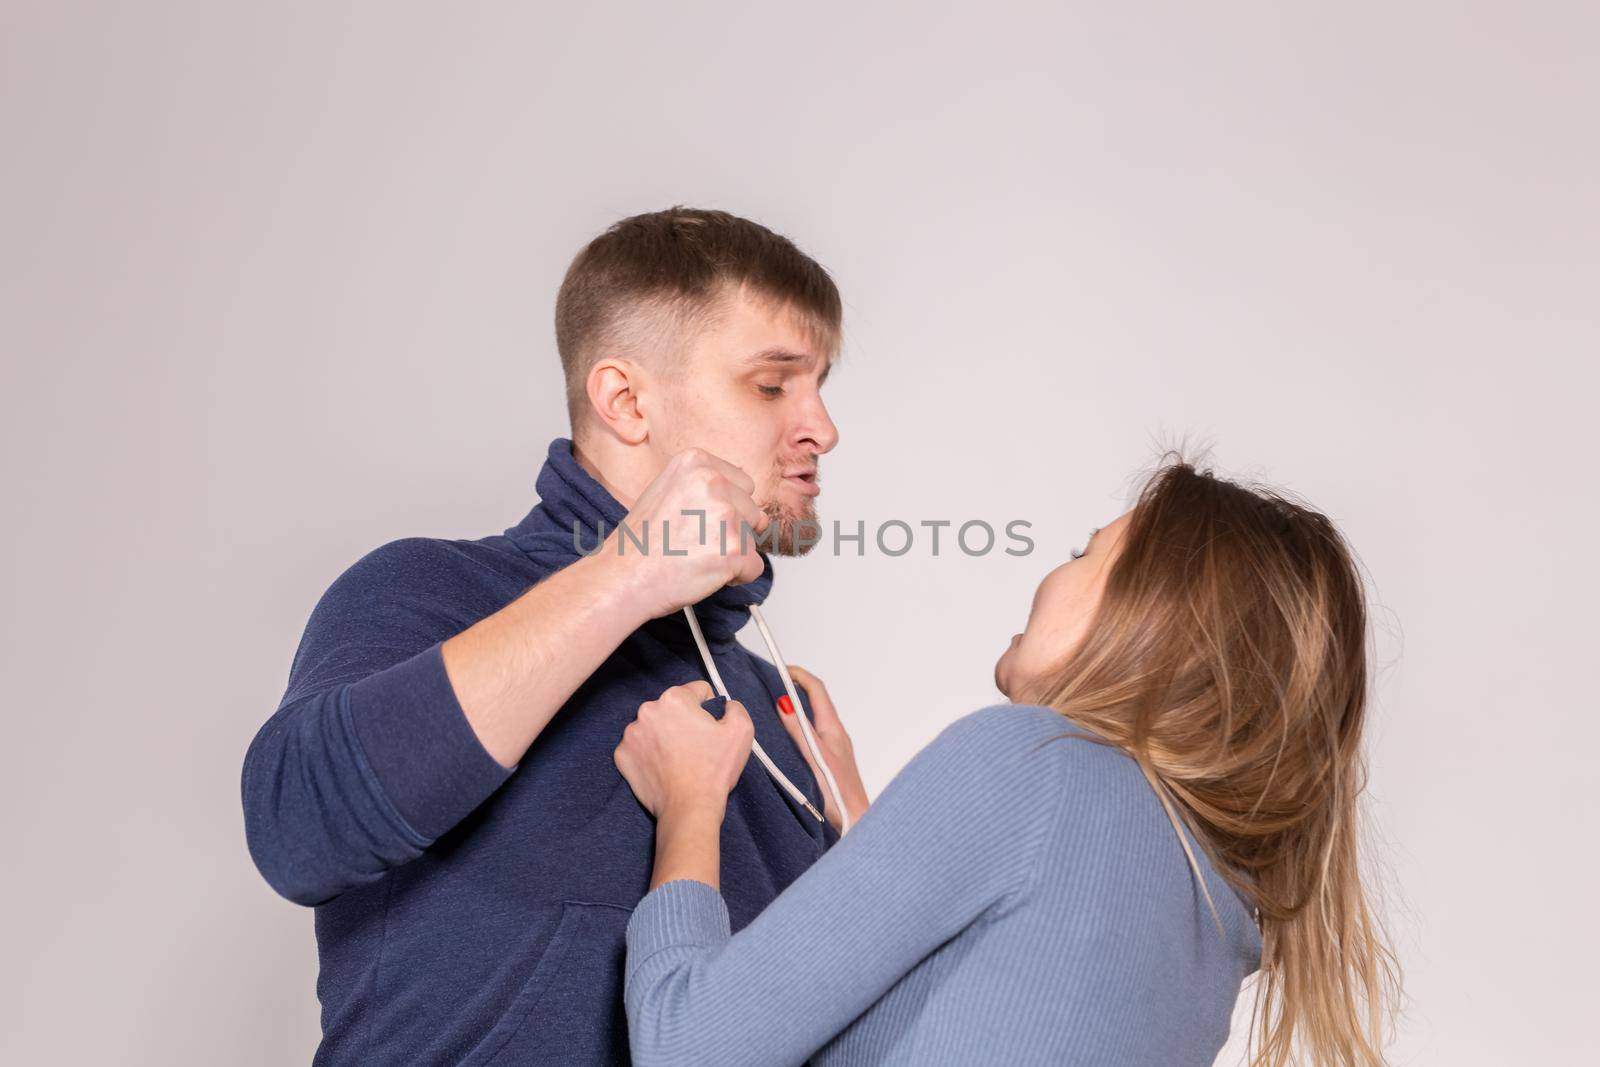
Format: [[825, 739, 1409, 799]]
[[505, 438, 774, 648]]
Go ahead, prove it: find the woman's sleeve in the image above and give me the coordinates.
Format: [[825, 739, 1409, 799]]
[[623, 705, 1070, 1067]]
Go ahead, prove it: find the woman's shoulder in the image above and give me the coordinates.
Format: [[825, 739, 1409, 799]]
[[903, 703, 1145, 810], [950, 708, 1261, 949], [933, 703, 1131, 768], [939, 701, 1092, 739]]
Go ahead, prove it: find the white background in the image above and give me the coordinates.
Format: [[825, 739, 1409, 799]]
[[3, 3, 1596, 1063]]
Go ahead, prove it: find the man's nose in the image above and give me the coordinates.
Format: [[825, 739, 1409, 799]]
[[796, 394, 840, 455]]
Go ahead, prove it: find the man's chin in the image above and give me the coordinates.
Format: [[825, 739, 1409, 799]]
[[762, 504, 823, 558]]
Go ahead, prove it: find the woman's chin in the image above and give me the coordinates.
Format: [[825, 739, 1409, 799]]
[[993, 658, 1012, 699]]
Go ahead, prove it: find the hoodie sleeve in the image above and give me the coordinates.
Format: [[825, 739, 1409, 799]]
[[622, 705, 1072, 1067], [241, 538, 516, 906]]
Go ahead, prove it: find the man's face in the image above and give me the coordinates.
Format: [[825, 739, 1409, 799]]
[[648, 286, 839, 556]]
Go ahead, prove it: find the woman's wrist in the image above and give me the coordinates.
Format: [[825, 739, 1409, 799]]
[[844, 787, 871, 824], [661, 794, 727, 824], [649, 797, 727, 891]]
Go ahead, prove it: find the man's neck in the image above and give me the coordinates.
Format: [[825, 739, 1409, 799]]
[[570, 433, 652, 510]]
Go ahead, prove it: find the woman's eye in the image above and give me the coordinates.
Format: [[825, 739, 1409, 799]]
[[757, 384, 785, 398], [1070, 528, 1100, 561]]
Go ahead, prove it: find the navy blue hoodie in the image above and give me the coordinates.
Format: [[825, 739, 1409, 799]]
[[242, 439, 835, 1065]]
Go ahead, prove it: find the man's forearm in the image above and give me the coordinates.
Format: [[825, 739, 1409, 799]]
[[442, 552, 650, 768]]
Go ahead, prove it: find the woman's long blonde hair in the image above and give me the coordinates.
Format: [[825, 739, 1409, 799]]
[[1020, 460, 1400, 1066]]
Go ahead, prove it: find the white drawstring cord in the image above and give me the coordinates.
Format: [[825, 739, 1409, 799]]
[[682, 605, 823, 824], [681, 603, 847, 833], [748, 604, 852, 836]]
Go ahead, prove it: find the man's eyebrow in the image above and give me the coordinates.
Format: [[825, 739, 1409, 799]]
[[744, 347, 817, 367], [745, 347, 833, 383]]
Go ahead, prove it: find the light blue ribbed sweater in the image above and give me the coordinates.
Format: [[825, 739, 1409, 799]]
[[624, 703, 1262, 1066]]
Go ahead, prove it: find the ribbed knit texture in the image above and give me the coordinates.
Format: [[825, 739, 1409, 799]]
[[625, 704, 1263, 1066]]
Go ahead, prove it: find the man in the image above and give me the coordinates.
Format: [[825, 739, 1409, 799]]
[[242, 208, 860, 1064]]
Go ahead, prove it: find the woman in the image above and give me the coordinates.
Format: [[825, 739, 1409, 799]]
[[613, 461, 1399, 1066]]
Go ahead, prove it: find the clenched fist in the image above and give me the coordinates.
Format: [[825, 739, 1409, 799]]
[[613, 681, 755, 819], [601, 448, 771, 621]]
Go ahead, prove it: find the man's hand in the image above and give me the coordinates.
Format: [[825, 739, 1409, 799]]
[[599, 448, 771, 621], [777, 665, 871, 831], [440, 448, 769, 772]]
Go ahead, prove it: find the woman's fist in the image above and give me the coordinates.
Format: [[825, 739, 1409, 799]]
[[614, 681, 755, 819]]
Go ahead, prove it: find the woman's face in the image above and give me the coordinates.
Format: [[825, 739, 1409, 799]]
[[994, 511, 1131, 699]]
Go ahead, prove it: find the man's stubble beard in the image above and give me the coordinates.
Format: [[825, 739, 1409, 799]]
[[759, 455, 823, 557], [750, 451, 825, 557], [760, 497, 822, 557]]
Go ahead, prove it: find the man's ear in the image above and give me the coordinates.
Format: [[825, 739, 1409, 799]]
[[585, 357, 650, 445]]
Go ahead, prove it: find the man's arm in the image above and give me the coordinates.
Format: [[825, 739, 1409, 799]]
[[241, 448, 768, 906], [444, 446, 768, 767], [441, 549, 650, 769]]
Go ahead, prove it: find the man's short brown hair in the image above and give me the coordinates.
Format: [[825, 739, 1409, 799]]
[[555, 207, 842, 425]]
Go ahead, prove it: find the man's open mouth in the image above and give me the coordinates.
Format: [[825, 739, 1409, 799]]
[[783, 469, 820, 495]]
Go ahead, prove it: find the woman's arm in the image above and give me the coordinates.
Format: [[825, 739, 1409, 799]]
[[644, 665, 870, 890], [613, 680, 756, 895], [621, 706, 1067, 1067], [649, 799, 726, 891]]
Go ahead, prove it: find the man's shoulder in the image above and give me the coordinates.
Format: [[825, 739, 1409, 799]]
[[337, 532, 520, 586], [342, 533, 516, 578], [275, 534, 535, 705], [310, 533, 540, 629]]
